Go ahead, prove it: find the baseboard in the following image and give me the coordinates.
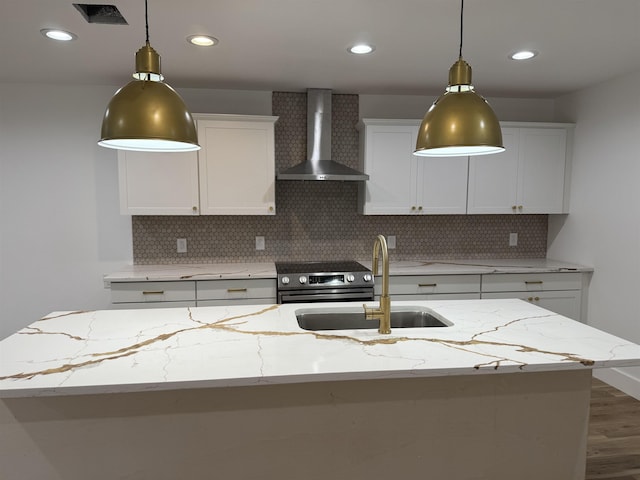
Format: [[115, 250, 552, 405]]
[[594, 368, 640, 400]]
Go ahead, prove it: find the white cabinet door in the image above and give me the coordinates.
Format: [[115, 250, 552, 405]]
[[118, 150, 200, 215], [418, 155, 469, 214], [467, 128, 519, 214], [198, 115, 277, 215], [359, 122, 417, 214], [518, 128, 567, 213], [359, 119, 468, 215], [468, 124, 571, 214], [481, 290, 581, 321]]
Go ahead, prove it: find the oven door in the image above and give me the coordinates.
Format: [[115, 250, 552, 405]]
[[278, 287, 374, 304]]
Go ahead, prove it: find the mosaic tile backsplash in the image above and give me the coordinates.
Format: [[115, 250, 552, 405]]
[[132, 92, 548, 264]]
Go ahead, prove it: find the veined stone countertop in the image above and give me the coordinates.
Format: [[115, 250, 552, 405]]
[[103, 262, 277, 284], [1, 299, 637, 398], [104, 259, 592, 284], [363, 258, 593, 275]]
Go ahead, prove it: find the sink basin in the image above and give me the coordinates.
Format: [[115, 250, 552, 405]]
[[295, 306, 451, 331]]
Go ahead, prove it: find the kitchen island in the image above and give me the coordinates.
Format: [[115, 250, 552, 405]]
[[1, 299, 639, 479]]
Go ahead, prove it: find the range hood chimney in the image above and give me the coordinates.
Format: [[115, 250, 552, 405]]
[[276, 89, 369, 181]]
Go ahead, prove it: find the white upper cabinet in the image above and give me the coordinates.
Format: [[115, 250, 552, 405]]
[[467, 123, 572, 214], [358, 119, 468, 215], [117, 114, 278, 216], [118, 150, 200, 215], [197, 114, 277, 215]]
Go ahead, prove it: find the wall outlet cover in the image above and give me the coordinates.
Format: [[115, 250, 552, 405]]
[[177, 238, 187, 253], [255, 236, 265, 251], [509, 233, 518, 247]]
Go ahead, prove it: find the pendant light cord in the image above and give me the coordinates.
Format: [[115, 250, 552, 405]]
[[144, 0, 150, 44], [458, 0, 464, 58]]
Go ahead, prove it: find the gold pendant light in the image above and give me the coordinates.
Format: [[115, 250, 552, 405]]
[[414, 0, 503, 157], [98, 0, 200, 152]]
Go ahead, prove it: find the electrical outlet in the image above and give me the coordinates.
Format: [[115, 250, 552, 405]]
[[177, 238, 187, 253], [509, 233, 518, 247], [387, 235, 397, 249], [255, 236, 265, 251]]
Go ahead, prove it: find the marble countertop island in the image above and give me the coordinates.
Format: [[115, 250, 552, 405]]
[[1, 298, 637, 398]]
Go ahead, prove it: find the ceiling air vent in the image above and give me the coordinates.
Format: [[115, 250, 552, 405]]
[[73, 4, 128, 25]]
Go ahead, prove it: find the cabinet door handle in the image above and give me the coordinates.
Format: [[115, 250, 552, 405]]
[[525, 281, 544, 285], [227, 288, 248, 293], [418, 283, 437, 288], [142, 291, 164, 295]]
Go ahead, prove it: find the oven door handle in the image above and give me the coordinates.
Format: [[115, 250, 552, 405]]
[[279, 292, 374, 303]]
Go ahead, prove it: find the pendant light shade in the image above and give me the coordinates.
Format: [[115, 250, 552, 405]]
[[414, 1, 503, 157], [98, 1, 199, 152]]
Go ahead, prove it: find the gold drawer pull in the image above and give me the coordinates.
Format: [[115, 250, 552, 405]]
[[227, 288, 248, 293], [418, 283, 437, 288], [142, 291, 164, 295], [527, 296, 541, 302], [525, 281, 544, 285]]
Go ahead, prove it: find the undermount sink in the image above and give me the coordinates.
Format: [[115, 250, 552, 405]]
[[295, 306, 452, 331]]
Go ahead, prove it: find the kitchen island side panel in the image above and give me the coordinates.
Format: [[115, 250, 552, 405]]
[[0, 370, 590, 480]]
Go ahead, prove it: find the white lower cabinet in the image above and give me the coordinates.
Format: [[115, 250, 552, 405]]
[[110, 279, 276, 308], [110, 281, 197, 309], [376, 275, 482, 301], [196, 279, 277, 306], [481, 272, 583, 321]]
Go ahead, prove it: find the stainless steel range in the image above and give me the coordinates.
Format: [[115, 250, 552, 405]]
[[275, 261, 374, 304]]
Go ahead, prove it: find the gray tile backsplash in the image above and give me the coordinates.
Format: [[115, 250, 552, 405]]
[[132, 92, 547, 264]]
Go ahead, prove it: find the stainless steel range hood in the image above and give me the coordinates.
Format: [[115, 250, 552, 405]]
[[277, 89, 369, 181]]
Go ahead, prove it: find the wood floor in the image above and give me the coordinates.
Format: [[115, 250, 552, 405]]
[[586, 378, 640, 479]]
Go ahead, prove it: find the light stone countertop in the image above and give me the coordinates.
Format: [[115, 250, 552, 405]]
[[103, 262, 277, 284], [103, 259, 592, 284], [1, 298, 637, 398]]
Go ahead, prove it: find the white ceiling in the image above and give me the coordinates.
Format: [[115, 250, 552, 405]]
[[2, 0, 640, 98]]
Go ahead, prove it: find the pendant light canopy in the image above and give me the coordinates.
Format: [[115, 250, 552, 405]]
[[414, 0, 503, 157], [99, 0, 200, 152]]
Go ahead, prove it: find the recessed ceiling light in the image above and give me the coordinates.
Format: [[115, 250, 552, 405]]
[[509, 50, 538, 61], [187, 35, 218, 47], [40, 28, 77, 41], [348, 44, 375, 55]]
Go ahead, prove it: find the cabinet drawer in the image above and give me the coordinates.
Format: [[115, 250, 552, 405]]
[[111, 281, 196, 303], [198, 298, 276, 307], [197, 279, 277, 301], [481, 290, 581, 320], [377, 275, 481, 296], [481, 272, 581, 292]]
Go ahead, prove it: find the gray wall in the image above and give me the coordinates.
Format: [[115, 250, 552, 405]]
[[547, 69, 640, 396]]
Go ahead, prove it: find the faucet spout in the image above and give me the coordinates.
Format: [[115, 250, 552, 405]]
[[363, 235, 391, 334]]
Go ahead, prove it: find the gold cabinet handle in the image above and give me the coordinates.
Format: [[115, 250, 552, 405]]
[[418, 283, 437, 288], [418, 206, 423, 211], [411, 206, 417, 211], [527, 296, 541, 302], [525, 281, 544, 285], [512, 205, 517, 211], [518, 205, 523, 211], [268, 206, 274, 212], [534, 296, 540, 301], [142, 291, 164, 295], [227, 288, 248, 293], [192, 206, 198, 211]]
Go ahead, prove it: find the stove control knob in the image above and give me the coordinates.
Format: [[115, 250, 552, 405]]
[[299, 276, 307, 285], [346, 274, 355, 283], [281, 276, 290, 285], [363, 274, 373, 282]]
